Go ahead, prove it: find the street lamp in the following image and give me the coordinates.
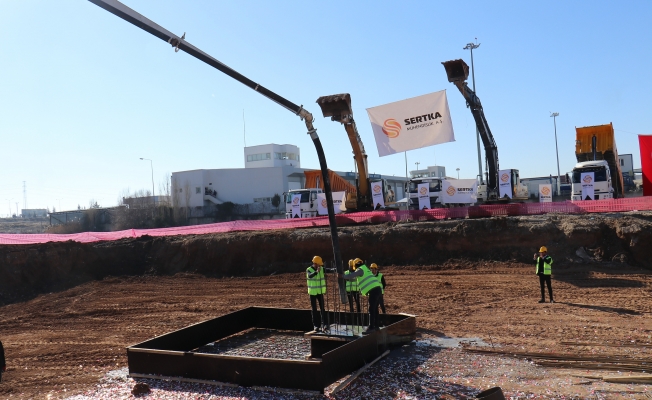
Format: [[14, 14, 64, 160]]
[[456, 168, 460, 179], [550, 112, 561, 196], [140, 158, 155, 201], [415, 161, 420, 171], [463, 39, 483, 184]]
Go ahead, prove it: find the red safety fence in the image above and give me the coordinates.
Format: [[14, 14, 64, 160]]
[[1, 197, 650, 245]]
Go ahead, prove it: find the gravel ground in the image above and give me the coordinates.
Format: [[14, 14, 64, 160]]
[[195, 329, 311, 360], [65, 339, 652, 400]]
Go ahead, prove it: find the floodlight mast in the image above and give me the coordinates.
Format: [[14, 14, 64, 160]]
[[88, 0, 346, 300]]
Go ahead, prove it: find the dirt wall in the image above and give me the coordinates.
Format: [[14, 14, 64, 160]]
[[1, 212, 651, 305]]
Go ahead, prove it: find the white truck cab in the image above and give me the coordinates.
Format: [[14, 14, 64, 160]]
[[284, 188, 323, 218], [571, 160, 614, 201]]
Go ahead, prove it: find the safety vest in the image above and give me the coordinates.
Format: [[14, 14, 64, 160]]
[[344, 270, 359, 292], [356, 265, 382, 296], [306, 266, 326, 295], [376, 272, 384, 294], [535, 257, 552, 275]]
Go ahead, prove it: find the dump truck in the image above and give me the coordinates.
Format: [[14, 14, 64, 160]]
[[442, 59, 528, 203], [316, 93, 396, 211], [573, 123, 624, 200], [284, 170, 357, 218]]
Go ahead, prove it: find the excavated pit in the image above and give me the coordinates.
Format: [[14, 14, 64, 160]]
[[1, 212, 651, 305]]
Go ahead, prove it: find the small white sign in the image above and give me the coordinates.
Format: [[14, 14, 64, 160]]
[[417, 183, 430, 210], [441, 179, 478, 204], [498, 169, 512, 199], [581, 172, 595, 200], [291, 194, 302, 218], [539, 184, 553, 203], [370, 181, 385, 209], [317, 192, 345, 215]]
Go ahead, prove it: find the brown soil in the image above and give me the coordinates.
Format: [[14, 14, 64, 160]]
[[0, 212, 651, 398]]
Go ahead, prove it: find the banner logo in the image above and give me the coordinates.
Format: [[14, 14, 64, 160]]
[[540, 186, 551, 196], [382, 119, 401, 138], [292, 197, 300, 205], [446, 186, 456, 196], [583, 175, 593, 183], [419, 187, 428, 195], [373, 185, 382, 193], [500, 173, 510, 183], [321, 199, 327, 207]]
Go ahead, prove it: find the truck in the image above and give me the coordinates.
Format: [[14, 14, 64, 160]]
[[284, 170, 356, 218], [441, 59, 529, 203], [573, 123, 624, 200]]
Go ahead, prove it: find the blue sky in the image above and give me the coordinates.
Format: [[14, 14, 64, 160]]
[[1, 0, 650, 214]]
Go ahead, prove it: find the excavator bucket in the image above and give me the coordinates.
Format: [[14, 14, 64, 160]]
[[316, 93, 352, 122], [442, 59, 470, 83]]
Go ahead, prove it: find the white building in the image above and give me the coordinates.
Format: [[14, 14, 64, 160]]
[[171, 144, 409, 210], [619, 154, 634, 178], [410, 166, 446, 179]]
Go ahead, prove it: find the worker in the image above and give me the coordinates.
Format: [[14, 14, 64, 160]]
[[0, 340, 5, 383], [345, 260, 361, 317], [533, 246, 554, 303], [340, 258, 383, 334], [370, 263, 387, 314], [306, 256, 334, 332]]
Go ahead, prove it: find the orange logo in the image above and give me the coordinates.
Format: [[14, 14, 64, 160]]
[[382, 119, 401, 138], [446, 186, 456, 196], [419, 187, 428, 195], [321, 199, 327, 207], [373, 185, 382, 193], [583, 175, 593, 183], [500, 173, 509, 183], [292, 197, 300, 205], [541, 186, 551, 196]]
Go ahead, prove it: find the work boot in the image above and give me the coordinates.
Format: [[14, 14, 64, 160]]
[[314, 326, 321, 333], [550, 299, 555, 303], [538, 299, 545, 303]]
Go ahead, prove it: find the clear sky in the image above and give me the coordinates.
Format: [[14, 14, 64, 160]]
[[1, 0, 650, 214]]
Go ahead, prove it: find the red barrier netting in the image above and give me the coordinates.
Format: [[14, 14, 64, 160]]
[[1, 197, 651, 245]]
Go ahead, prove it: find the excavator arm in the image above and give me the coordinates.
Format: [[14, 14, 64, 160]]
[[316, 94, 371, 209], [442, 60, 500, 193]]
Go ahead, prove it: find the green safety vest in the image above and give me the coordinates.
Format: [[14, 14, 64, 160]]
[[356, 265, 382, 296], [535, 257, 552, 275], [345, 270, 359, 292], [376, 272, 384, 294], [306, 266, 326, 295]]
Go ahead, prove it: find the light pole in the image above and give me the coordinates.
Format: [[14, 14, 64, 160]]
[[415, 161, 420, 172], [463, 39, 483, 184], [140, 158, 155, 201], [56, 198, 62, 212], [456, 168, 460, 179], [550, 112, 561, 196]]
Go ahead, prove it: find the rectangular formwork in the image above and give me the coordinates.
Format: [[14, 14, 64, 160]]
[[127, 307, 416, 393]]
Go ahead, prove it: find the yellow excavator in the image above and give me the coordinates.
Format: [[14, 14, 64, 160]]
[[316, 93, 390, 211]]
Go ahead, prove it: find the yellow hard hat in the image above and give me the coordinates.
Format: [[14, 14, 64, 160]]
[[312, 256, 324, 266], [348, 259, 354, 268], [370, 263, 378, 270], [353, 258, 363, 266], [539, 246, 548, 252]]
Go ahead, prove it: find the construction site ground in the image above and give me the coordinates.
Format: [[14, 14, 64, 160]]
[[1, 212, 652, 398]]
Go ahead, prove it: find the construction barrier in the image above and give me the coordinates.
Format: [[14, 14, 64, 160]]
[[1, 197, 650, 246]]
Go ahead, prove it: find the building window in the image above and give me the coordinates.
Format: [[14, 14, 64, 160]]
[[620, 159, 624, 166], [196, 187, 201, 194], [247, 153, 272, 162]]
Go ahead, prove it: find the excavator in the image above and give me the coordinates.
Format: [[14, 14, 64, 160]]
[[316, 94, 392, 211], [442, 59, 528, 203]]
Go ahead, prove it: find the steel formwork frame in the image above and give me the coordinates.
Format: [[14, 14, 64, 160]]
[[127, 307, 416, 393]]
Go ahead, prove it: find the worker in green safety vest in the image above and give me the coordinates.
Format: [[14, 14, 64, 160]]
[[340, 258, 383, 334], [306, 255, 334, 332], [370, 263, 387, 314], [533, 246, 554, 303], [345, 259, 361, 315]]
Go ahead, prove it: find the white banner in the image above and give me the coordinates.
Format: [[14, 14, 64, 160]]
[[441, 179, 478, 204], [366, 90, 455, 157], [291, 194, 302, 218], [539, 184, 552, 203], [417, 183, 430, 210], [581, 172, 595, 200], [317, 192, 345, 215], [498, 169, 512, 199], [370, 181, 385, 209]]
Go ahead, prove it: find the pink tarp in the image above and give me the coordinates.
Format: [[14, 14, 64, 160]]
[[1, 197, 651, 245]]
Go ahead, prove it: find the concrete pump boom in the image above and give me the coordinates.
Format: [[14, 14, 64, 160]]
[[442, 59, 500, 196], [87, 0, 347, 301]]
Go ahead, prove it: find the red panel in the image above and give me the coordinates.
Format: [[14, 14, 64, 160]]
[[639, 135, 652, 196]]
